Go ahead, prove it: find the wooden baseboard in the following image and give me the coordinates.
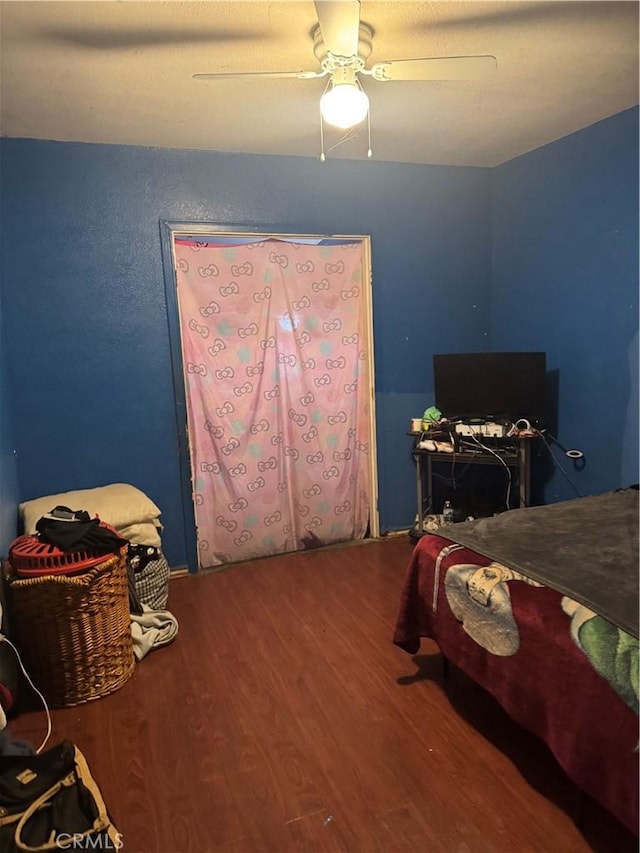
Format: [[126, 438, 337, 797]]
[[168, 533, 412, 578], [169, 566, 191, 578], [381, 528, 411, 539]]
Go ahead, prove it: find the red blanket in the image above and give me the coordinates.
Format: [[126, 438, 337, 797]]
[[393, 534, 639, 835]]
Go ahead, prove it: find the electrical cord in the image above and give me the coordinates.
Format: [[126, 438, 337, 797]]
[[451, 445, 457, 492], [542, 431, 585, 462], [1, 636, 52, 754], [536, 431, 585, 497], [468, 433, 513, 510], [431, 458, 476, 484]]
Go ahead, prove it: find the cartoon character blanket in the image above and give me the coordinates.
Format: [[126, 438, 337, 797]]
[[437, 488, 639, 638], [393, 534, 639, 835]]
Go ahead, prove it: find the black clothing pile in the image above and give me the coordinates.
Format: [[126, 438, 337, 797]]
[[35, 506, 128, 555]]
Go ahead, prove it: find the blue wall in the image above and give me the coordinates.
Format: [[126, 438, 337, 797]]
[[2, 109, 637, 564], [492, 108, 639, 501], [0, 291, 20, 555], [0, 140, 491, 565]]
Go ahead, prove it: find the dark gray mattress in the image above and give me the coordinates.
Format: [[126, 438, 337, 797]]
[[441, 488, 639, 638]]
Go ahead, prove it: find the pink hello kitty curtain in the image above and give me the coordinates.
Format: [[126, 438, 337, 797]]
[[173, 237, 372, 567]]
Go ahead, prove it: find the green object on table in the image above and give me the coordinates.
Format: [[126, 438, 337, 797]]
[[422, 406, 441, 425]]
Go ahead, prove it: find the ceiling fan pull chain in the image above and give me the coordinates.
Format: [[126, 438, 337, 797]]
[[319, 77, 331, 162], [319, 112, 326, 162], [366, 92, 373, 159]]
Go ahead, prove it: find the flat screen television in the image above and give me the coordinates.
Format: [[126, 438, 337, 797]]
[[433, 352, 546, 423]]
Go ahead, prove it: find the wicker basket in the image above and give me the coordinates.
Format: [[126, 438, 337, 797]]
[[4, 550, 135, 708]]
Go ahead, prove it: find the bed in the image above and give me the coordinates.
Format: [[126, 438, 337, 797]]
[[393, 488, 639, 835]]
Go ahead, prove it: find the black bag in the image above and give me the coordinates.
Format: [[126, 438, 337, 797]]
[[0, 740, 121, 852]]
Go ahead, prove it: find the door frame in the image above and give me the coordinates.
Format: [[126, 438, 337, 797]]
[[160, 220, 379, 572]]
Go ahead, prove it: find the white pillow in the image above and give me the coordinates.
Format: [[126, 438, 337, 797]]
[[20, 483, 162, 534], [117, 521, 163, 548]]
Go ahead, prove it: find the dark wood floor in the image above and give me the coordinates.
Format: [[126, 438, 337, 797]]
[[8, 538, 637, 853]]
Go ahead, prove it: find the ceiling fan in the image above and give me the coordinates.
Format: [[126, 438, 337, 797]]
[[193, 0, 497, 159]]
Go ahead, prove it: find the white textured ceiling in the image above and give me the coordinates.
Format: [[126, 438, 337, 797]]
[[1, 0, 638, 167]]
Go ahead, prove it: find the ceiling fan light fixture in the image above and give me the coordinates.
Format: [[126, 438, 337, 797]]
[[320, 82, 369, 129]]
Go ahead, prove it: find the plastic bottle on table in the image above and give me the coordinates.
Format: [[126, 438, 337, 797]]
[[442, 501, 454, 525]]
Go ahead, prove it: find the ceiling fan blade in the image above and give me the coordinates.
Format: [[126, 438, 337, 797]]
[[37, 26, 263, 50], [369, 56, 497, 82], [421, 0, 597, 31], [314, 1, 361, 57], [193, 70, 325, 81]]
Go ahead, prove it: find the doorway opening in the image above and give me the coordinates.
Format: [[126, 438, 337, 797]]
[[161, 223, 378, 571]]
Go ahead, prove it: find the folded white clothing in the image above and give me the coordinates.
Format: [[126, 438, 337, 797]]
[[117, 520, 163, 547], [130, 605, 179, 661]]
